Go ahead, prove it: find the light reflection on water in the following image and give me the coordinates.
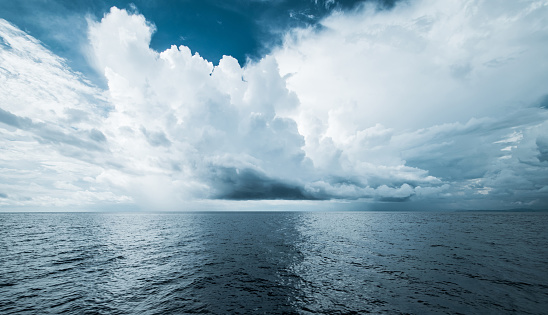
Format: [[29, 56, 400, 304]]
[[0, 212, 547, 314]]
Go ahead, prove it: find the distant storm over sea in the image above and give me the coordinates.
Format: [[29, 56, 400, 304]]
[[1, 0, 548, 313]]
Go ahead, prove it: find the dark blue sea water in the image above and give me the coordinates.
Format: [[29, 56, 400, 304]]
[[0, 212, 547, 314]]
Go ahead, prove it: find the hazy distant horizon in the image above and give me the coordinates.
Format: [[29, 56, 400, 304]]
[[1, 205, 546, 213]]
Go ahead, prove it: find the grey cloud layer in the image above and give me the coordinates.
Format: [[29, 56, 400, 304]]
[[1, 0, 548, 210]]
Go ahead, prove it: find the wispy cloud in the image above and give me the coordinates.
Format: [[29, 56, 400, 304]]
[[0, 19, 127, 208]]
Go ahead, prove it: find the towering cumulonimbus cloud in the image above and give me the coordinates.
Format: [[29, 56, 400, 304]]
[[87, 7, 316, 208], [86, 6, 448, 207], [1, 0, 547, 210]]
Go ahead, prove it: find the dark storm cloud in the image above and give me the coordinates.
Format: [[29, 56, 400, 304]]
[[537, 136, 548, 163], [377, 196, 412, 202], [210, 167, 318, 200], [538, 94, 548, 109]]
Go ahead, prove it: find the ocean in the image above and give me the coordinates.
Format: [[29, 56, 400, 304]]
[[0, 211, 547, 314]]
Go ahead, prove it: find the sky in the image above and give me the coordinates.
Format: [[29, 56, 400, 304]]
[[0, 0, 547, 211]]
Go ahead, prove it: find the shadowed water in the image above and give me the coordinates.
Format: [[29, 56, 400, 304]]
[[0, 212, 547, 314]]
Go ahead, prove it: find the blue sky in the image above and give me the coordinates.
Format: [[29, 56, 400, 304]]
[[1, 0, 547, 211], [1, 0, 393, 85]]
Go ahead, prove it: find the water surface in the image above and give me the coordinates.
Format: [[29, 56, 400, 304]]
[[1, 212, 547, 314]]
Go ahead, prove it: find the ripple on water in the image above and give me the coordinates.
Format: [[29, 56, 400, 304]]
[[0, 212, 547, 314]]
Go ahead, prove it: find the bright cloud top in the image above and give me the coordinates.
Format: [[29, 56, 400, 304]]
[[1, 0, 547, 210]]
